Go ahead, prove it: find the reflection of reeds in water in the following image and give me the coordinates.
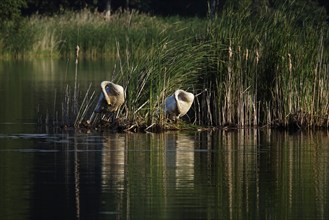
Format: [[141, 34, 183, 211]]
[[66, 129, 329, 218], [99, 132, 197, 215]]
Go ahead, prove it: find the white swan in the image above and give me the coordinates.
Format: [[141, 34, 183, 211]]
[[164, 89, 194, 119], [94, 81, 125, 113]]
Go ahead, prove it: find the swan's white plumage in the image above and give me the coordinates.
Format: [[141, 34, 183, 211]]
[[94, 81, 125, 113], [165, 89, 194, 119]]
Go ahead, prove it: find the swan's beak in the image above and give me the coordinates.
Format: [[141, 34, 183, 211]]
[[105, 96, 111, 106]]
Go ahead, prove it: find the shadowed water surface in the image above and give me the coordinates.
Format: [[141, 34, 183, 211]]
[[1, 130, 329, 219], [1, 60, 329, 219]]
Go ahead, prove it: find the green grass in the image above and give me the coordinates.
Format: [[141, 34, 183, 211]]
[[2, 6, 329, 129]]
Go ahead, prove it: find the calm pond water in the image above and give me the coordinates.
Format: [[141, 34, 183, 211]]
[[1, 60, 329, 220]]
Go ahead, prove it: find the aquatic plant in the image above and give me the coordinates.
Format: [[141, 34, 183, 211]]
[[203, 5, 329, 128], [8, 6, 329, 130]]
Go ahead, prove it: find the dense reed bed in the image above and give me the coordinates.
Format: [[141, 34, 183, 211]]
[[3, 5, 329, 130]]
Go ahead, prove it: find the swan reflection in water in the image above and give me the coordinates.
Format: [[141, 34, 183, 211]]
[[99, 132, 195, 190], [165, 132, 195, 189], [101, 134, 126, 191]]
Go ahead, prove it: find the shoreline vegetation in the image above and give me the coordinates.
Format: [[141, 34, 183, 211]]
[[2, 5, 329, 131]]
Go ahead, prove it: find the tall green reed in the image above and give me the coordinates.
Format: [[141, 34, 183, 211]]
[[204, 4, 329, 128], [2, 7, 329, 129]]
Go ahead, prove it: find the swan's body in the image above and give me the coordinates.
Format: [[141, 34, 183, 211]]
[[165, 89, 194, 119], [94, 81, 125, 113]]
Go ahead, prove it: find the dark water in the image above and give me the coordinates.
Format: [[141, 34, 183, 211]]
[[1, 60, 329, 220]]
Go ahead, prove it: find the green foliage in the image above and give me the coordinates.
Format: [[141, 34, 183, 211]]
[[0, 0, 26, 23], [204, 3, 329, 127], [0, 20, 36, 58], [2, 4, 329, 128]]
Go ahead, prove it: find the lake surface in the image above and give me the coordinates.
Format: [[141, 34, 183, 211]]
[[1, 60, 329, 220]]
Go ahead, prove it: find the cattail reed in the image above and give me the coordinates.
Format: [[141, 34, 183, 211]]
[[2, 7, 328, 130]]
